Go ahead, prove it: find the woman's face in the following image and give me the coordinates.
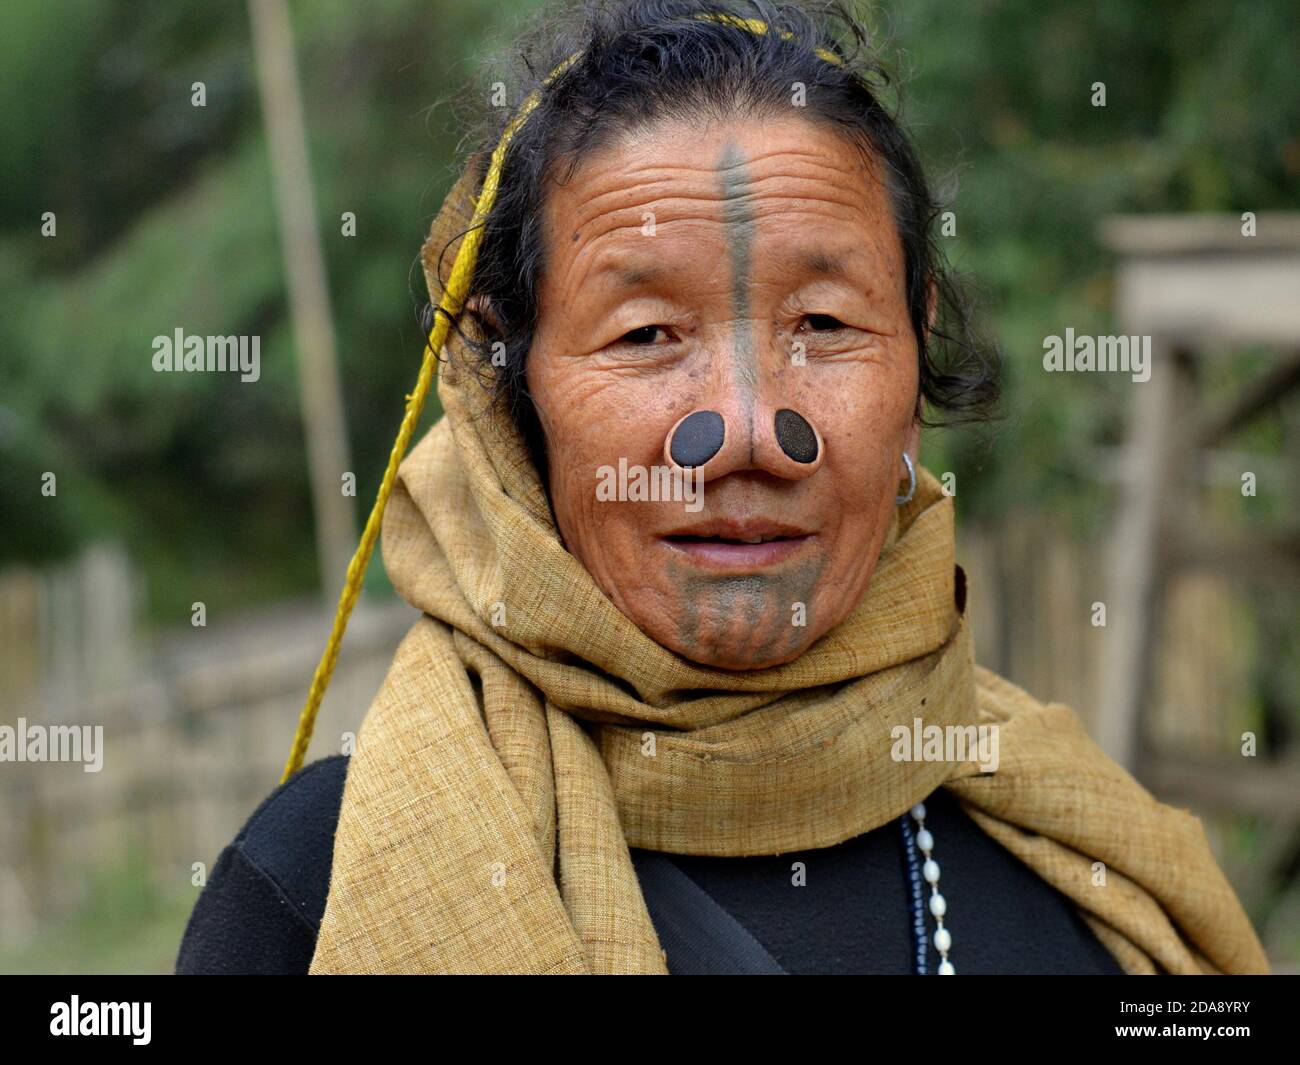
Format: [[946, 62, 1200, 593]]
[[524, 114, 921, 670]]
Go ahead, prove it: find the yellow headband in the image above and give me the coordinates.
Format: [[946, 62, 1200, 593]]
[[280, 12, 845, 782]]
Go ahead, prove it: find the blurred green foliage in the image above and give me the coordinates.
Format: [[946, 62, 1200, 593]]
[[1, 0, 1296, 620]]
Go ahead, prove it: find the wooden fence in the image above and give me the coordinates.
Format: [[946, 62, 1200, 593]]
[[0, 547, 415, 946]]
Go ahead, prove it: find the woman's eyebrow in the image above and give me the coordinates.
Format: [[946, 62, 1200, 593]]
[[614, 263, 665, 287], [798, 249, 853, 279], [585, 256, 667, 288]]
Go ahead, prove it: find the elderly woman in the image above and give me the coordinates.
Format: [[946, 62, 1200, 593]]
[[176, 0, 1267, 975]]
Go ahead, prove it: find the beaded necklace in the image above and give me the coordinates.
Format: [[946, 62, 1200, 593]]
[[899, 801, 955, 975]]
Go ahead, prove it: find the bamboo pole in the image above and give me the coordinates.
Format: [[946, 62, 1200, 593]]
[[247, 0, 355, 603]]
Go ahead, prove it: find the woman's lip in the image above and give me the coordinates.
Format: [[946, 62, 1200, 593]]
[[659, 534, 815, 569]]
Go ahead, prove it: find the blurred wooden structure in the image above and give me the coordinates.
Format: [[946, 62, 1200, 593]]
[[1097, 213, 1300, 761], [0, 556, 414, 949], [1095, 213, 1300, 928]]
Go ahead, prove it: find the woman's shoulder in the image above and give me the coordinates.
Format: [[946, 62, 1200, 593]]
[[231, 754, 350, 880], [174, 755, 349, 974]]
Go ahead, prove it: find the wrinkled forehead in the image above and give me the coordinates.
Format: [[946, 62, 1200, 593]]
[[538, 114, 905, 294]]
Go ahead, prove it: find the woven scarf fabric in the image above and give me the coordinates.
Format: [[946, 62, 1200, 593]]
[[308, 160, 1268, 975]]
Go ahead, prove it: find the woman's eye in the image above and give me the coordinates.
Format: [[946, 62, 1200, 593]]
[[803, 314, 847, 332], [620, 325, 668, 345]]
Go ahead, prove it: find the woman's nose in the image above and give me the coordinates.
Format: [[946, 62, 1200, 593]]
[[663, 405, 824, 481]]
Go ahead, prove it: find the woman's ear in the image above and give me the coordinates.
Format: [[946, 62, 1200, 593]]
[[465, 293, 504, 337]]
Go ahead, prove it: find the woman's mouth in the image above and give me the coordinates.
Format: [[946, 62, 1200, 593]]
[[659, 522, 815, 570]]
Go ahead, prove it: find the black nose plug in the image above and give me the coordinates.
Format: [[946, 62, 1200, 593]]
[[668, 410, 726, 468], [774, 408, 819, 464], [666, 408, 822, 471]]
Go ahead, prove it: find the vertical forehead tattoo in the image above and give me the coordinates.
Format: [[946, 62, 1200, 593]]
[[716, 140, 760, 408]]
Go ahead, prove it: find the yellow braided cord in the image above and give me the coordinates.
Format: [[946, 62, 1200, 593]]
[[691, 12, 846, 66], [279, 15, 839, 782]]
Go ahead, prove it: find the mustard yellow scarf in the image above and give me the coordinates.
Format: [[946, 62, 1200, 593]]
[[303, 160, 1268, 976]]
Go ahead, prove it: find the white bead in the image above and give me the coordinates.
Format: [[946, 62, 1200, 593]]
[[905, 805, 955, 975]]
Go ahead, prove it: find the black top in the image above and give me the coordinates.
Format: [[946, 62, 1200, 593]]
[[175, 755, 1124, 975]]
